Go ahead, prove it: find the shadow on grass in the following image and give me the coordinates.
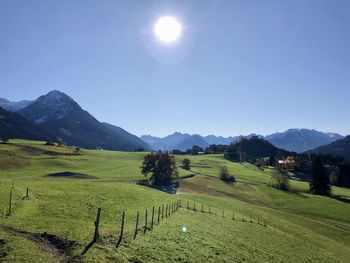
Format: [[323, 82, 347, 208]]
[[331, 195, 350, 204]]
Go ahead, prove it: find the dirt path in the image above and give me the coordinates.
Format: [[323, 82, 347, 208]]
[[0, 225, 81, 262]]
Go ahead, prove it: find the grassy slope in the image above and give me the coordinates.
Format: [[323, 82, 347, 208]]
[[0, 140, 349, 262]]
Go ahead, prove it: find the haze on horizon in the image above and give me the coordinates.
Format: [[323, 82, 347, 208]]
[[1, 0, 350, 137]]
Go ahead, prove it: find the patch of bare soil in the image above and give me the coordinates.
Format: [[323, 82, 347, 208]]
[[46, 171, 98, 179], [0, 226, 81, 262]]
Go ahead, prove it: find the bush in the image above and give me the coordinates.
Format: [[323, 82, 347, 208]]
[[182, 158, 191, 170], [73, 147, 81, 155], [219, 166, 236, 183], [0, 138, 9, 144], [269, 166, 290, 191]]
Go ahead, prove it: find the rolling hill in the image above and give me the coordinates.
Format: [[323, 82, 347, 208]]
[[0, 140, 349, 262], [227, 136, 292, 161], [307, 135, 350, 159]]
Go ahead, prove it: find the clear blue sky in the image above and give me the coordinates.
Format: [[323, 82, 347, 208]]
[[1, 0, 350, 137]]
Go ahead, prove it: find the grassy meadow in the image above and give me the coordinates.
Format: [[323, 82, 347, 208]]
[[0, 140, 350, 262]]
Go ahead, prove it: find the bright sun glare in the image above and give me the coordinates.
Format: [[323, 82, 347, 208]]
[[154, 16, 182, 44]]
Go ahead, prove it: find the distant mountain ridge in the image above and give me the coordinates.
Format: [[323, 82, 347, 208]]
[[141, 133, 258, 151], [307, 136, 350, 159], [142, 129, 344, 152], [1, 91, 345, 154], [141, 133, 209, 151], [13, 90, 150, 151], [0, 98, 33, 112], [265, 129, 343, 153]]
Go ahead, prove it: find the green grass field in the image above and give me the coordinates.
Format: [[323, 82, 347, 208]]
[[0, 140, 350, 262]]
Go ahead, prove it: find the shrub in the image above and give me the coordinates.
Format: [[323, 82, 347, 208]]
[[269, 166, 290, 191], [0, 138, 9, 144], [73, 147, 81, 155], [182, 158, 191, 170], [219, 166, 236, 183]]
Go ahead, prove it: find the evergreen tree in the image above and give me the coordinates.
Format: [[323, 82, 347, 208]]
[[338, 161, 350, 187], [310, 157, 331, 196]]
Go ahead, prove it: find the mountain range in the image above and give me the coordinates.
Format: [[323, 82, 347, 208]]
[[141, 130, 343, 153], [1, 91, 150, 151], [141, 133, 210, 151], [0, 98, 33, 112], [265, 129, 343, 153], [0, 90, 347, 157]]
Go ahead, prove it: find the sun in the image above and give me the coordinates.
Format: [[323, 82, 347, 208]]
[[153, 16, 182, 44]]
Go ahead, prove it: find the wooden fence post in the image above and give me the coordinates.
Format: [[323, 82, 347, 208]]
[[133, 211, 139, 239], [94, 208, 101, 241], [193, 203, 196, 211], [162, 204, 164, 220], [8, 190, 12, 216], [116, 210, 125, 247], [241, 214, 244, 221], [151, 206, 155, 229], [81, 208, 101, 255], [26, 188, 29, 198], [187, 200, 189, 209], [222, 209, 225, 218], [144, 209, 148, 233], [158, 206, 161, 224], [165, 204, 168, 218], [232, 211, 235, 220]]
